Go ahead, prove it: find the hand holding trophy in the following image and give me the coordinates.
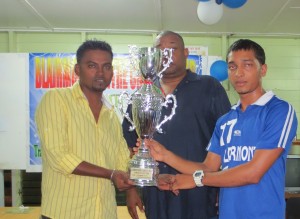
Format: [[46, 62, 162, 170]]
[[119, 46, 177, 186]]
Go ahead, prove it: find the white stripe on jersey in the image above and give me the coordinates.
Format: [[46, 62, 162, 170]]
[[278, 104, 295, 148]]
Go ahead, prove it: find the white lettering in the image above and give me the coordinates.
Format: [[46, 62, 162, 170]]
[[223, 145, 256, 163]]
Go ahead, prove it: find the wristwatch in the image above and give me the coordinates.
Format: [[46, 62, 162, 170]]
[[193, 170, 204, 187]]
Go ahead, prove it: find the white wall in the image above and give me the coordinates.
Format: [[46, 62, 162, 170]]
[[0, 54, 29, 170]]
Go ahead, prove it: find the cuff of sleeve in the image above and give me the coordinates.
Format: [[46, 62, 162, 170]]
[[59, 154, 83, 174]]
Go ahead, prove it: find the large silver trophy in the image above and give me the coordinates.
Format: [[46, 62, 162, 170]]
[[119, 46, 177, 186]]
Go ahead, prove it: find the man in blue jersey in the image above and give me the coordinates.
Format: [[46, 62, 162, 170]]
[[144, 39, 298, 219]]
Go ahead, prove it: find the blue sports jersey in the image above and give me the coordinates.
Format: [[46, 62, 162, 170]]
[[208, 91, 298, 219]]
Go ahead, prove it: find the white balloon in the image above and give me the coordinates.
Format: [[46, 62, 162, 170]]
[[197, 0, 223, 25]]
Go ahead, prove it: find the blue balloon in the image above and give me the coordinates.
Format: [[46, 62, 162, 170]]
[[210, 60, 228, 82], [223, 0, 247, 8]]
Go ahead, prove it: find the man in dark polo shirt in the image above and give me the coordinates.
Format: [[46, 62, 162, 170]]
[[123, 30, 231, 219]]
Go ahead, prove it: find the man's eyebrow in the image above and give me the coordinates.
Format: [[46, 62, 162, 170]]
[[228, 59, 254, 64], [103, 62, 112, 66], [241, 59, 254, 62], [85, 60, 96, 63]]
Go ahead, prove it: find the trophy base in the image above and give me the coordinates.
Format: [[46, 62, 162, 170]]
[[129, 149, 159, 187], [131, 178, 157, 187]]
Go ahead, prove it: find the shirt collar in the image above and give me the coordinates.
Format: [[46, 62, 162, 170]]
[[71, 81, 113, 110], [232, 91, 275, 110], [154, 69, 196, 88]]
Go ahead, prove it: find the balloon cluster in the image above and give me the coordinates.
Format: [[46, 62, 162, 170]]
[[196, 0, 247, 81], [197, 0, 247, 25]]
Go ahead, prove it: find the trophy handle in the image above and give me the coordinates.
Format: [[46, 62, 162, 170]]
[[157, 48, 173, 79], [118, 91, 136, 131], [156, 94, 177, 133], [128, 45, 140, 76]]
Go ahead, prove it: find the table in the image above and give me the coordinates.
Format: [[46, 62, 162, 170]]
[[0, 207, 40, 219], [285, 191, 300, 199], [0, 206, 146, 219]]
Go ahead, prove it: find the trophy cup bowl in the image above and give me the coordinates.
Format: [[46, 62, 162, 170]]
[[119, 46, 176, 186], [129, 46, 173, 80]]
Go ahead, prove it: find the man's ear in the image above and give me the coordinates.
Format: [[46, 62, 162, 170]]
[[184, 48, 189, 58], [74, 64, 80, 77], [261, 63, 267, 77]]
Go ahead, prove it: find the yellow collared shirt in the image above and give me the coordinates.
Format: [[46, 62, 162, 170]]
[[35, 81, 130, 219]]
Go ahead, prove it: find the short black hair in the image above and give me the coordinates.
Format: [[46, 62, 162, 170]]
[[76, 39, 113, 63], [155, 30, 185, 48], [226, 39, 265, 65]]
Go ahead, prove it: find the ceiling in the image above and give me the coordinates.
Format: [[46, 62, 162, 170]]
[[1, 0, 300, 37]]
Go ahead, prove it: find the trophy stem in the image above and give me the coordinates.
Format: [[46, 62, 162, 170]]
[[136, 138, 151, 158]]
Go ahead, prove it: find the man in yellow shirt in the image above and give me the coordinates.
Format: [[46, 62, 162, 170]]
[[35, 40, 133, 219]]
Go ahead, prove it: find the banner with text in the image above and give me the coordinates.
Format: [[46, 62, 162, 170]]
[[28, 52, 204, 171]]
